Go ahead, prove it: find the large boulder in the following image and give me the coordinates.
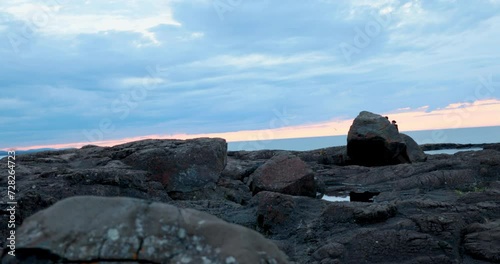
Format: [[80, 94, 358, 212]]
[[347, 111, 418, 166], [115, 138, 227, 193], [248, 154, 317, 197], [1, 196, 289, 264]]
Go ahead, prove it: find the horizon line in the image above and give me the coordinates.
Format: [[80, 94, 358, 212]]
[[2, 98, 500, 151]]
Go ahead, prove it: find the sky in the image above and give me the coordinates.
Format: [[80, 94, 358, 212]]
[[1, 0, 499, 150]]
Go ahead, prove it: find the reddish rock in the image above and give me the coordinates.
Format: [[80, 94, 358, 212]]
[[248, 154, 317, 197]]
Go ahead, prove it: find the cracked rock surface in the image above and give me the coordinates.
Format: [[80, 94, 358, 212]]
[[2, 196, 289, 264]]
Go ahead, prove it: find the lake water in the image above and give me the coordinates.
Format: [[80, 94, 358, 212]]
[[0, 155, 5, 160], [424, 148, 484, 155], [228, 126, 500, 151]]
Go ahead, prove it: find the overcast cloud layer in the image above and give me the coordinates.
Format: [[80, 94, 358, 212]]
[[1, 0, 499, 149]]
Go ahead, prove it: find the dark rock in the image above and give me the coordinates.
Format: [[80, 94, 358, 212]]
[[321, 203, 357, 224], [353, 203, 397, 224], [1, 196, 290, 264], [255, 191, 298, 236], [394, 169, 478, 191], [315, 176, 326, 199], [1, 134, 499, 264], [321, 202, 397, 225], [400, 133, 427, 163], [484, 143, 500, 152], [312, 243, 345, 261], [457, 190, 500, 204], [294, 146, 347, 166], [0, 138, 231, 250], [253, 191, 327, 238], [341, 230, 452, 264], [463, 220, 500, 263], [228, 149, 287, 160], [410, 213, 466, 241], [221, 156, 263, 181], [248, 154, 317, 197], [119, 138, 227, 193], [217, 177, 253, 205], [347, 111, 410, 166]]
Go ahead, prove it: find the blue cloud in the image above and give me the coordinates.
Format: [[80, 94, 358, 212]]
[[0, 0, 499, 148]]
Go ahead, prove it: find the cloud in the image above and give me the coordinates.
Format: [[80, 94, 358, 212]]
[[7, 98, 500, 151], [0, 0, 499, 149], [0, 0, 181, 46], [185, 52, 332, 69]]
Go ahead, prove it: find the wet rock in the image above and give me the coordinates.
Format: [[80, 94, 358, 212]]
[[1, 196, 289, 264], [249, 154, 317, 197]]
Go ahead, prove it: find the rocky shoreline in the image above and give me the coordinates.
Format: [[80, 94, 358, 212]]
[[1, 112, 499, 263]]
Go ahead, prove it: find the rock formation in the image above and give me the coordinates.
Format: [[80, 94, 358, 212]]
[[118, 138, 227, 193], [347, 111, 426, 166], [1, 137, 499, 263], [2, 196, 289, 264], [248, 154, 317, 197]]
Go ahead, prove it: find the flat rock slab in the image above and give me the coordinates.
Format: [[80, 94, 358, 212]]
[[116, 138, 227, 193]]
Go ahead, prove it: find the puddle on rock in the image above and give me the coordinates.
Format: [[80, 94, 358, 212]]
[[322, 192, 381, 203], [322, 195, 350, 202]]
